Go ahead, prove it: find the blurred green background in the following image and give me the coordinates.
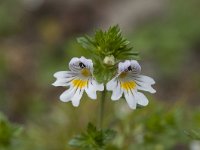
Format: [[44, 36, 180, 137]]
[[0, 0, 200, 149]]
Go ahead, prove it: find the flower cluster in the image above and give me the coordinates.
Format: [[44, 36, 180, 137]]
[[53, 56, 156, 109]]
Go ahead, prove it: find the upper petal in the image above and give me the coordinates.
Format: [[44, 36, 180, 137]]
[[69, 57, 83, 72], [118, 60, 141, 74], [130, 60, 141, 74], [69, 57, 93, 73], [80, 56, 93, 72], [118, 60, 131, 73]]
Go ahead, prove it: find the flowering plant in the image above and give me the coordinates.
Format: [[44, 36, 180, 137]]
[[52, 25, 156, 149]]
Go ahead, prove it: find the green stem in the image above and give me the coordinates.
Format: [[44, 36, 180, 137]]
[[99, 90, 106, 129]]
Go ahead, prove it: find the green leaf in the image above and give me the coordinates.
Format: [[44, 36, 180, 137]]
[[185, 129, 200, 140], [77, 36, 96, 52], [0, 113, 22, 148], [77, 25, 139, 83], [68, 123, 117, 150]]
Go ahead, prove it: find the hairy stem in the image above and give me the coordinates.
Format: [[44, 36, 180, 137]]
[[99, 90, 106, 129]]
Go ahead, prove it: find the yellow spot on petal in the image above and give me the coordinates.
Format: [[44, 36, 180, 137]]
[[81, 68, 91, 77], [121, 81, 136, 91], [119, 72, 128, 78], [72, 79, 88, 89]]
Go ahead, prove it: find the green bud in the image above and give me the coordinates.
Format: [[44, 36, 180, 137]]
[[103, 55, 115, 66]]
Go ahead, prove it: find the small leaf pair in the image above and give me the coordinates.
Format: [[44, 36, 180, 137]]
[[68, 123, 116, 149]]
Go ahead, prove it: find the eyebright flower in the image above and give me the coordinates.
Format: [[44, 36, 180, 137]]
[[52, 56, 104, 107], [106, 60, 156, 109]]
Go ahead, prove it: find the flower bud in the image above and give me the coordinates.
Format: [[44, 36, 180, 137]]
[[103, 55, 115, 66]]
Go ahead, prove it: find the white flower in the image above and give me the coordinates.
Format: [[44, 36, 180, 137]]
[[52, 56, 104, 107], [106, 60, 156, 109]]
